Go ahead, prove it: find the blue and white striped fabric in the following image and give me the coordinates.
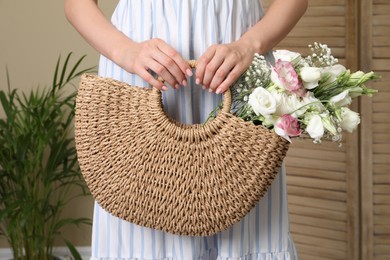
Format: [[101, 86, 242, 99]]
[[93, 1, 297, 259]]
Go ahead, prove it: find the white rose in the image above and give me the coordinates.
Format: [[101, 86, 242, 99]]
[[300, 67, 321, 89], [248, 87, 276, 116], [340, 107, 360, 133], [330, 90, 352, 107], [321, 64, 347, 83], [305, 114, 324, 139], [273, 50, 301, 62], [271, 92, 306, 117]]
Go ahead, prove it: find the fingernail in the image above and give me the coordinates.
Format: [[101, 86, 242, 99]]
[[208, 88, 213, 93], [162, 85, 168, 91], [186, 69, 193, 77], [202, 86, 206, 90], [196, 78, 200, 85], [182, 79, 187, 86], [216, 88, 221, 94], [175, 84, 180, 89]]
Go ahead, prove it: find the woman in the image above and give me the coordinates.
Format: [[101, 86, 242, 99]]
[[65, 0, 308, 259]]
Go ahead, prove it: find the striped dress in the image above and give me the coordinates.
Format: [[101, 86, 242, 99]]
[[93, 0, 297, 259]]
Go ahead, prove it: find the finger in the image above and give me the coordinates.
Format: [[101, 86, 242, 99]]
[[135, 66, 168, 91], [151, 50, 187, 87], [208, 59, 236, 91], [147, 60, 179, 89], [202, 56, 224, 90], [215, 66, 242, 94], [156, 40, 192, 79], [195, 46, 217, 87]]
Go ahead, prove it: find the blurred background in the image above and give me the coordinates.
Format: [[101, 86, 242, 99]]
[[0, 0, 389, 259]]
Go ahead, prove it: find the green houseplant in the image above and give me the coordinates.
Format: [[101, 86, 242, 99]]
[[0, 53, 94, 259]]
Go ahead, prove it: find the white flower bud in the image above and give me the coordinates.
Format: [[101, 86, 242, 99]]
[[305, 114, 324, 140], [340, 107, 360, 133]]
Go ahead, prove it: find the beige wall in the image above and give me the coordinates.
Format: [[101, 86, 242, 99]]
[[0, 0, 118, 247]]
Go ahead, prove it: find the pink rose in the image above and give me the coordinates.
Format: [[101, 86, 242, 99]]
[[271, 59, 305, 96], [274, 114, 302, 142]]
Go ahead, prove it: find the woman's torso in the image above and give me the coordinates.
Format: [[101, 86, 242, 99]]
[[100, 0, 267, 124]]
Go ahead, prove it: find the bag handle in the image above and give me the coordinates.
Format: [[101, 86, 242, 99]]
[[156, 60, 232, 114]]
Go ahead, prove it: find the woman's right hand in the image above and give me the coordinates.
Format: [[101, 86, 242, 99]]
[[64, 0, 190, 91], [113, 38, 192, 91]]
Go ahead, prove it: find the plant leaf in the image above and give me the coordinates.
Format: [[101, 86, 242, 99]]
[[52, 55, 61, 93], [66, 54, 86, 82], [64, 239, 82, 260], [58, 53, 72, 89]]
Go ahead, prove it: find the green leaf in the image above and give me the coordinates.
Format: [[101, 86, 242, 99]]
[[52, 55, 61, 93], [0, 89, 18, 121], [58, 53, 73, 90], [6, 66, 11, 92], [53, 217, 91, 232], [66, 54, 87, 82], [64, 239, 82, 260]]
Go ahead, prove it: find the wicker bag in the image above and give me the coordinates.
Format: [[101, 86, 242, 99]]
[[75, 64, 289, 236]]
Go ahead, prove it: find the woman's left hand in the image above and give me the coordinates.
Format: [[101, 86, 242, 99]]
[[195, 39, 256, 94]]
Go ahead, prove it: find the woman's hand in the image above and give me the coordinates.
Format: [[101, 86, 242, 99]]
[[114, 38, 192, 91], [64, 0, 191, 91], [195, 39, 256, 94], [195, 0, 308, 94]]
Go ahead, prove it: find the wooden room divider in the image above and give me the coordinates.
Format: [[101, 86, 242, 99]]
[[360, 0, 390, 259], [262, 0, 390, 259]]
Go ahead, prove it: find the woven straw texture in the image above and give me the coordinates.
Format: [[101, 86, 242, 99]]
[[75, 73, 289, 236]]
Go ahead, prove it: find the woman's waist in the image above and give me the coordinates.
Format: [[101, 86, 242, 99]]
[[113, 0, 264, 27]]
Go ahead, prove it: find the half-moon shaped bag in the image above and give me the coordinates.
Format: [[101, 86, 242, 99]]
[[75, 64, 289, 236]]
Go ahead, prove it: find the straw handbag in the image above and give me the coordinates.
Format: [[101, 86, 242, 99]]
[[74, 62, 289, 236]]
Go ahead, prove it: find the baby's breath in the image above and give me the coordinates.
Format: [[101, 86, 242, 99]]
[[231, 53, 271, 115], [306, 42, 338, 67]]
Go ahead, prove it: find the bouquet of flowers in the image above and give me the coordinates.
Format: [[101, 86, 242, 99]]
[[211, 42, 379, 143]]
